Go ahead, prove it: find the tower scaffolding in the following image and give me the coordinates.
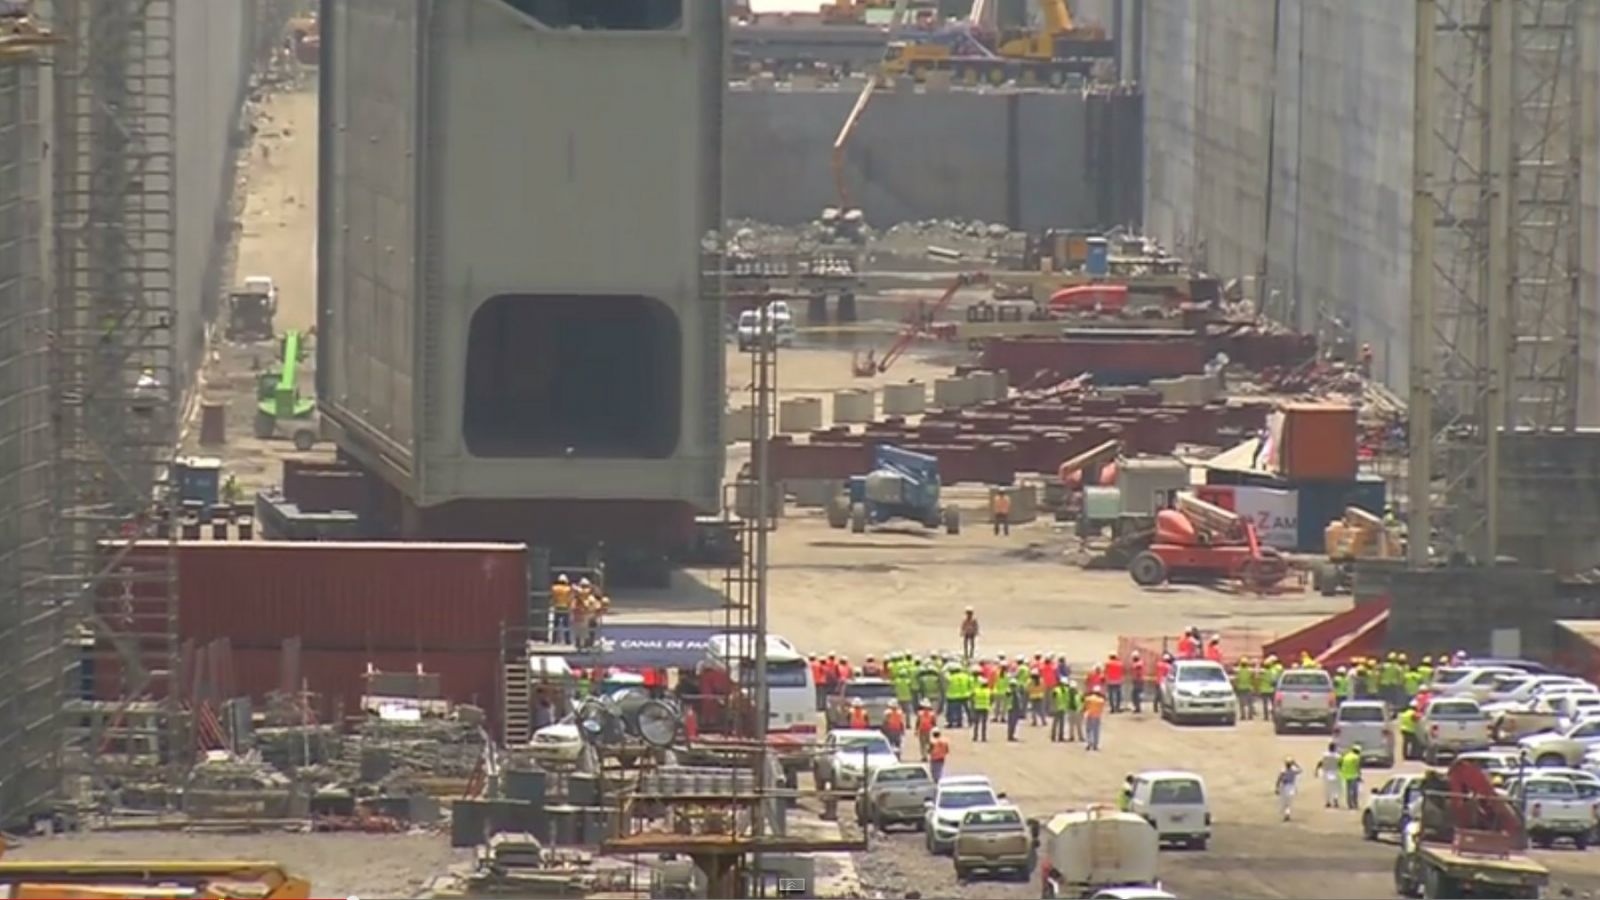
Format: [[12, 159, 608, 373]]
[[50, 0, 184, 794], [1409, 0, 1583, 562]]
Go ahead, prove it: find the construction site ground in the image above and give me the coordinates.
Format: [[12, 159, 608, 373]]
[[85, 79, 1600, 898]]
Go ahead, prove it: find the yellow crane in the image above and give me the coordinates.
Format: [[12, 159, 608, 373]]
[[0, 1, 63, 63], [880, 0, 1112, 87]]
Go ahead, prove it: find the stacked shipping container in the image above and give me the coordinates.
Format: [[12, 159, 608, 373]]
[[101, 541, 529, 727]]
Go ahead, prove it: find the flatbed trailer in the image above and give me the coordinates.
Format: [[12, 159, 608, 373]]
[[1396, 834, 1549, 899]]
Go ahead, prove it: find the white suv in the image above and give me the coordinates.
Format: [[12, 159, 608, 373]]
[[1159, 660, 1239, 726]]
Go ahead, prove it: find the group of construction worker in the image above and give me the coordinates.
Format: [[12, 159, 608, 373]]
[[1226, 649, 1454, 729], [548, 574, 611, 649]]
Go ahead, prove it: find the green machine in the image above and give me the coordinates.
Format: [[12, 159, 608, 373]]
[[254, 329, 318, 451]]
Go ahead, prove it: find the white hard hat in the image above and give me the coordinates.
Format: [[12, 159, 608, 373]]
[[579, 577, 591, 587], [965, 605, 974, 612], [557, 574, 569, 584]]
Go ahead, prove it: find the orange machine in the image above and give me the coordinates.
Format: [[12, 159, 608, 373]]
[[852, 271, 989, 376], [1127, 493, 1287, 590], [0, 853, 311, 899]]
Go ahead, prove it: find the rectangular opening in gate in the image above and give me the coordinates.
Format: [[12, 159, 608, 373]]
[[464, 294, 681, 459]]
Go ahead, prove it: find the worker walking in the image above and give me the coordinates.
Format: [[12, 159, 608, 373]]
[[550, 574, 574, 645], [1233, 658, 1255, 720], [884, 700, 906, 754], [971, 672, 992, 742], [1129, 652, 1146, 713], [929, 729, 951, 782], [1315, 742, 1343, 809], [960, 607, 980, 661], [991, 489, 1012, 536], [1049, 679, 1069, 742], [945, 664, 971, 729], [1398, 706, 1420, 760], [1339, 744, 1364, 809], [1275, 758, 1302, 822], [1083, 687, 1107, 751], [1104, 654, 1125, 714], [916, 700, 937, 759], [1066, 679, 1086, 742]]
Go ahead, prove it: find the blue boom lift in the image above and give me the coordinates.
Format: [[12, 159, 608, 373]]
[[826, 445, 961, 535]]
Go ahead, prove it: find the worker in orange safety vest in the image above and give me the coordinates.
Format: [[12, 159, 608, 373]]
[[883, 700, 906, 753], [928, 729, 951, 781], [1130, 652, 1146, 713], [916, 700, 937, 759], [1104, 653, 1125, 713], [848, 698, 870, 729], [1205, 637, 1223, 663]]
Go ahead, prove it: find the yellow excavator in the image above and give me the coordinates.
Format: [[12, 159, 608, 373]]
[[880, 0, 1112, 87], [0, 849, 311, 899], [1314, 506, 1403, 596]]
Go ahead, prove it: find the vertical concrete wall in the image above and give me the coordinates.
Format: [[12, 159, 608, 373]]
[[0, 56, 58, 824], [1581, 1, 1600, 424], [727, 85, 1140, 230], [175, 0, 257, 384], [1142, 0, 1414, 389]]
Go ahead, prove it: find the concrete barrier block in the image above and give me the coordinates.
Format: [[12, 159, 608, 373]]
[[934, 376, 976, 409], [882, 382, 927, 415], [966, 370, 1004, 403], [778, 397, 824, 434], [787, 478, 845, 509], [727, 406, 756, 443], [832, 389, 875, 424]]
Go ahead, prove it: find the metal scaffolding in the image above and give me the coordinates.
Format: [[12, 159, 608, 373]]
[[50, 0, 184, 792], [1409, 0, 1583, 562], [0, 39, 64, 824]]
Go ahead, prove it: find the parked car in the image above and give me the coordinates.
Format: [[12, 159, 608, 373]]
[[1272, 668, 1338, 734], [1462, 657, 1553, 675], [1433, 666, 1528, 702], [857, 763, 935, 831], [826, 677, 898, 729], [1417, 697, 1493, 764], [529, 716, 587, 768], [924, 776, 1002, 854], [814, 728, 898, 791], [1520, 718, 1600, 768], [952, 805, 1032, 880], [1127, 770, 1210, 850], [1159, 661, 1239, 726], [1507, 775, 1594, 849], [1088, 891, 1178, 900], [1361, 772, 1426, 841], [1333, 700, 1395, 767], [1488, 691, 1600, 742], [735, 303, 796, 351]]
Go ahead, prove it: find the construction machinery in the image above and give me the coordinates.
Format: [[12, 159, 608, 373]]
[[225, 276, 277, 342], [254, 329, 318, 450], [827, 445, 961, 535], [1127, 493, 1288, 591], [1035, 806, 1162, 899], [1392, 760, 1550, 899], [852, 270, 988, 375], [831, 0, 912, 210], [880, 0, 1113, 87], [1313, 506, 1403, 596], [0, 854, 311, 899], [0, 1, 62, 62]]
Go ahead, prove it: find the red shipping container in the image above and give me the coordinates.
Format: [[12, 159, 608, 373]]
[[1279, 403, 1358, 480], [111, 541, 528, 652]]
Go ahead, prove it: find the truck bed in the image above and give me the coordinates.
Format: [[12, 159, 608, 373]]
[[1418, 843, 1549, 884]]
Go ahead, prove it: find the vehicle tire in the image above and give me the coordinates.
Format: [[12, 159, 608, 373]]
[[1422, 865, 1452, 900], [1223, 714, 1237, 727], [253, 410, 276, 439], [1272, 716, 1285, 735], [1532, 832, 1552, 849], [1422, 747, 1438, 766], [1575, 833, 1589, 851], [1323, 718, 1337, 734], [1362, 811, 1379, 841], [850, 502, 868, 534], [826, 495, 850, 529], [953, 863, 967, 881], [1129, 551, 1167, 587], [785, 768, 799, 791], [943, 506, 960, 535], [1538, 753, 1566, 768], [1192, 837, 1208, 851], [908, 62, 930, 82], [292, 427, 316, 452]]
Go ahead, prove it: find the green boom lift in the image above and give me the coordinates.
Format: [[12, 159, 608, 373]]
[[254, 329, 318, 450]]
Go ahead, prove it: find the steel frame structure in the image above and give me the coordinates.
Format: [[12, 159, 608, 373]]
[[1409, 0, 1583, 563], [50, 0, 184, 791], [0, 45, 63, 824]]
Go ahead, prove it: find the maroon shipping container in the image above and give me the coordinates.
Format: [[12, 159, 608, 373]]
[[110, 541, 528, 652]]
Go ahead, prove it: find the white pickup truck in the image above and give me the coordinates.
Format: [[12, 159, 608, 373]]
[[1509, 775, 1595, 850], [1418, 697, 1493, 764]]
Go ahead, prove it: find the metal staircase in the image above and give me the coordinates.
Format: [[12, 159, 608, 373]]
[[501, 659, 531, 746]]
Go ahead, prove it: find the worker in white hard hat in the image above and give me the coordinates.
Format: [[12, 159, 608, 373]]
[[550, 573, 574, 645], [1275, 757, 1303, 822], [848, 697, 869, 729], [960, 606, 980, 661]]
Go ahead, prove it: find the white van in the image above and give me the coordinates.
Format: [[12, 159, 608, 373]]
[[1127, 770, 1210, 850]]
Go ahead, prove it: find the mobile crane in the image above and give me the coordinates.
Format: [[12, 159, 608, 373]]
[[881, 0, 1113, 87]]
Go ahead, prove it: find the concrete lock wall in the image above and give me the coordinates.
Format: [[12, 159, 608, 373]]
[[1142, 0, 1415, 391], [832, 389, 874, 424], [778, 397, 823, 434], [727, 85, 1142, 230], [882, 382, 927, 416], [176, 0, 258, 387]]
